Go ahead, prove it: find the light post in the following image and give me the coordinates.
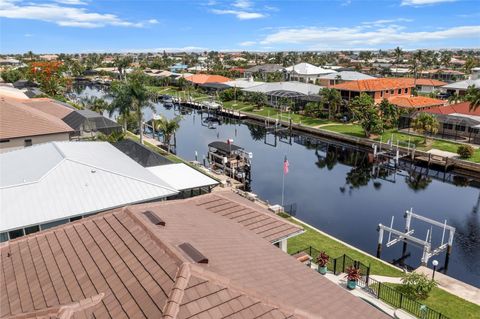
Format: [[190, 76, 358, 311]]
[[432, 260, 438, 280]]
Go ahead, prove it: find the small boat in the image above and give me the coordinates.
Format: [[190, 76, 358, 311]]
[[207, 140, 252, 187], [200, 101, 221, 110]]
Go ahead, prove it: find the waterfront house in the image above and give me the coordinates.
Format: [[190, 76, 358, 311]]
[[332, 78, 414, 103], [0, 96, 74, 152], [185, 73, 231, 85], [317, 71, 375, 87], [285, 62, 336, 83], [0, 191, 389, 319], [408, 78, 447, 94], [0, 141, 177, 242], [419, 69, 466, 83], [244, 63, 284, 80], [388, 96, 446, 111]]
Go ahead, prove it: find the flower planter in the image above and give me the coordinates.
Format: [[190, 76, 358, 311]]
[[347, 280, 357, 290], [318, 265, 328, 275]]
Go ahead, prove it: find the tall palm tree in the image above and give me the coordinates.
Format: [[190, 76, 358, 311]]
[[465, 85, 480, 111], [393, 46, 403, 72], [109, 70, 153, 144], [321, 88, 342, 120], [410, 50, 424, 88], [153, 116, 182, 153]]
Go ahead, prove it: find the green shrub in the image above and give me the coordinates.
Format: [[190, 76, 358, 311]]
[[397, 272, 437, 300], [457, 145, 475, 159]]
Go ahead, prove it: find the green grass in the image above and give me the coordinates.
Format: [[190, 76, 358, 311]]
[[286, 218, 403, 277], [383, 283, 480, 319], [321, 124, 366, 138]]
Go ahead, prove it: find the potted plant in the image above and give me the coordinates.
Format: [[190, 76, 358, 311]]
[[345, 266, 361, 290], [316, 252, 330, 275]]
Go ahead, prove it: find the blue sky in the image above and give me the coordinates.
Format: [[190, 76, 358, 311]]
[[0, 0, 479, 53]]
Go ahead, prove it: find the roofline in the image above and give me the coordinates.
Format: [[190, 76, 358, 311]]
[[0, 130, 74, 140], [271, 228, 306, 244]]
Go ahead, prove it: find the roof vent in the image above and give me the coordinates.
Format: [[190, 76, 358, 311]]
[[179, 243, 208, 264], [142, 210, 166, 226]]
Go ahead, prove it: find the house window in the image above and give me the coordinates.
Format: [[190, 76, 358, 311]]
[[404, 88, 408, 94], [398, 89, 402, 94], [380, 91, 384, 97], [443, 123, 453, 130], [8, 228, 24, 240], [24, 225, 40, 235], [455, 125, 466, 132], [40, 219, 69, 230], [390, 90, 394, 94], [468, 128, 479, 134], [0, 139, 10, 143], [24, 139, 32, 147], [0, 233, 8, 243]]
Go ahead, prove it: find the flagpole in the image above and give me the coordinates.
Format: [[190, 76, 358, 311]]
[[281, 169, 285, 207]]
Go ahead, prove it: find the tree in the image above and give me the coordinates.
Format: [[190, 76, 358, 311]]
[[109, 70, 153, 144], [348, 93, 383, 138], [378, 98, 400, 129], [465, 85, 480, 111], [114, 56, 133, 80], [409, 50, 424, 87], [82, 96, 109, 114], [28, 61, 67, 97], [1, 69, 22, 83], [321, 88, 342, 120], [245, 92, 267, 109], [397, 272, 437, 300], [411, 112, 439, 144], [153, 116, 182, 153], [393, 46, 403, 71]]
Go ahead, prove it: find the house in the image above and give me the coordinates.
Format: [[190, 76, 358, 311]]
[[441, 79, 480, 96], [332, 78, 414, 103], [408, 78, 447, 94], [420, 69, 466, 82], [0, 97, 74, 152], [0, 141, 178, 241], [0, 191, 389, 319], [388, 96, 446, 111], [285, 62, 336, 83], [244, 63, 284, 79], [169, 63, 188, 72], [318, 71, 375, 87], [185, 74, 231, 85]]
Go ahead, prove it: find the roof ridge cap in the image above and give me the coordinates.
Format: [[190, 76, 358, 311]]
[[162, 263, 191, 319]]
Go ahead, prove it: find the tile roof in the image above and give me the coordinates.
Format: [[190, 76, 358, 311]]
[[388, 96, 446, 109], [0, 192, 389, 319], [21, 98, 74, 119], [332, 78, 414, 92], [0, 97, 74, 139], [407, 78, 447, 87], [425, 101, 480, 116], [185, 74, 231, 84]]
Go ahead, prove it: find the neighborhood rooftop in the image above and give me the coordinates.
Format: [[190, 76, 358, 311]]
[[0, 192, 389, 319], [332, 78, 414, 91]]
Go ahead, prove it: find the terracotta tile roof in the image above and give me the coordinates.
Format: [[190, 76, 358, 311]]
[[22, 98, 74, 119], [425, 101, 480, 116], [185, 74, 231, 84], [332, 78, 414, 92], [0, 97, 74, 139], [406, 78, 447, 87], [388, 96, 446, 109], [0, 192, 389, 319]]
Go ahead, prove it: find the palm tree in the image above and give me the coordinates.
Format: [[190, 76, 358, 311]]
[[82, 96, 109, 114], [321, 88, 342, 120], [153, 116, 182, 153], [465, 85, 480, 111], [410, 50, 424, 88], [411, 112, 439, 144], [109, 70, 153, 144], [393, 46, 403, 72], [114, 56, 133, 81]]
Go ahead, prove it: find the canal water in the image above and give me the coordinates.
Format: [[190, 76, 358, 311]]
[[75, 84, 480, 288]]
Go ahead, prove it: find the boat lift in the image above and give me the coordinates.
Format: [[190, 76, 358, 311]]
[[377, 208, 455, 266]]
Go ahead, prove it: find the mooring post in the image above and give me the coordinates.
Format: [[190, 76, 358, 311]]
[[377, 224, 384, 258]]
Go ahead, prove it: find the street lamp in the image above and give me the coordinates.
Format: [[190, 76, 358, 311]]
[[432, 260, 439, 280]]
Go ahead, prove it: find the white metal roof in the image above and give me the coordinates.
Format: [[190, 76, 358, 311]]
[[0, 141, 178, 232], [147, 163, 218, 191], [442, 79, 480, 90], [318, 71, 375, 81], [285, 63, 336, 75], [242, 81, 322, 95], [0, 85, 29, 99], [224, 78, 265, 89]]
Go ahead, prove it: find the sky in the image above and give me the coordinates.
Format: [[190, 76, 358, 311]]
[[0, 0, 479, 54]]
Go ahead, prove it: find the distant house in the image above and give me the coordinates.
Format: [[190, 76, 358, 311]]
[[185, 74, 231, 85], [420, 69, 466, 83], [388, 96, 446, 111], [318, 71, 375, 87], [332, 78, 414, 103], [285, 62, 336, 83], [244, 63, 284, 79], [0, 141, 178, 241], [169, 63, 188, 72], [407, 78, 447, 94], [0, 97, 74, 152], [441, 79, 480, 96]]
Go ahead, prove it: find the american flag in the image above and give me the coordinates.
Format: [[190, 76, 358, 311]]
[[283, 156, 289, 175]]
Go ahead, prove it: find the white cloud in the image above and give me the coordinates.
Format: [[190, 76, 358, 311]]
[[233, 0, 252, 9], [211, 9, 265, 20], [239, 41, 256, 46], [362, 18, 413, 25], [24, 33, 33, 37], [341, 0, 352, 6], [260, 24, 480, 49], [148, 19, 159, 24], [401, 0, 457, 6], [54, 0, 87, 5], [0, 0, 150, 28]]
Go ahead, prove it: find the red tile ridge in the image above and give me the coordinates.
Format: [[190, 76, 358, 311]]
[[162, 263, 191, 319]]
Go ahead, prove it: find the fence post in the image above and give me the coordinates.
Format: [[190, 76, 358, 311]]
[[333, 258, 337, 275], [309, 246, 312, 257], [399, 293, 403, 309], [342, 254, 346, 273], [377, 282, 381, 299], [366, 265, 370, 286]]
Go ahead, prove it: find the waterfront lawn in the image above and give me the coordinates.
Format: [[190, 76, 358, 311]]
[[248, 106, 332, 126], [321, 124, 366, 138], [286, 218, 403, 277], [384, 283, 480, 319]]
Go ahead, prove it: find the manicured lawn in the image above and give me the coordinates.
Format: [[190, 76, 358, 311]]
[[286, 218, 403, 277], [384, 283, 480, 319], [321, 124, 366, 138]]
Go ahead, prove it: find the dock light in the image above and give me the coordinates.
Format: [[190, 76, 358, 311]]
[[432, 260, 439, 280]]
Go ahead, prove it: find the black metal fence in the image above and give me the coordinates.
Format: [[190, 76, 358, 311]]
[[291, 246, 450, 319]]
